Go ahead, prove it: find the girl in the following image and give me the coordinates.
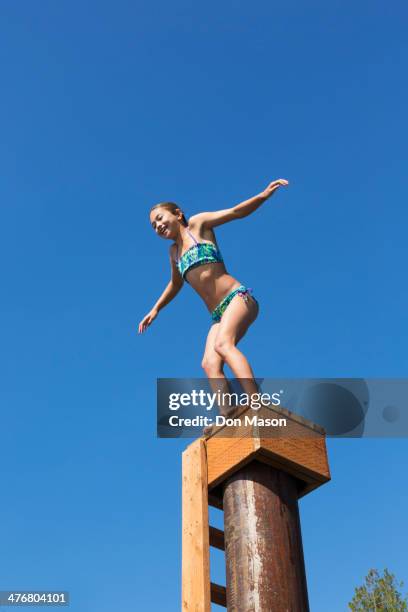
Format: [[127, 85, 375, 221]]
[[138, 179, 288, 414]]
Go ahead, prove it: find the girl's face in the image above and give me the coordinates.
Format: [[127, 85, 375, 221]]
[[150, 207, 182, 240]]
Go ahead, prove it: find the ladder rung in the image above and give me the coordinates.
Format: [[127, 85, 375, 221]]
[[210, 582, 227, 607], [209, 526, 225, 551], [208, 491, 223, 510]]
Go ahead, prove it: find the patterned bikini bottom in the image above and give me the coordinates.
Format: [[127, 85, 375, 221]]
[[211, 285, 258, 323]]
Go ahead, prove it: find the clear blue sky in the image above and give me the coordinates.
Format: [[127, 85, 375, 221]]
[[1, 1, 407, 610]]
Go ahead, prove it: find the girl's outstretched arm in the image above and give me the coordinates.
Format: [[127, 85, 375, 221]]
[[191, 179, 288, 229], [138, 245, 184, 333]]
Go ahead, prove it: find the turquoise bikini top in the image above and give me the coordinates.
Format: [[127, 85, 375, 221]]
[[176, 228, 224, 281]]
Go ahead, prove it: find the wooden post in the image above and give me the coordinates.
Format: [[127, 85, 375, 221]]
[[181, 405, 331, 611], [181, 438, 211, 612]]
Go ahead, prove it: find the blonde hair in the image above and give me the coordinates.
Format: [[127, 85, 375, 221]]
[[150, 202, 188, 227]]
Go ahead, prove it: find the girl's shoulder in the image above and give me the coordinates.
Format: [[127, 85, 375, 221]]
[[187, 213, 203, 229], [169, 242, 178, 260], [188, 214, 217, 242]]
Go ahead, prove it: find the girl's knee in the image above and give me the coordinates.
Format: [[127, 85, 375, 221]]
[[214, 337, 234, 358], [201, 355, 223, 376]]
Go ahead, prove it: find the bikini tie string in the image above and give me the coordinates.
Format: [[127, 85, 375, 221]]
[[237, 287, 253, 302]]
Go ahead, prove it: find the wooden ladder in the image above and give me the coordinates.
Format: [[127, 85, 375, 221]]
[[182, 438, 227, 610]]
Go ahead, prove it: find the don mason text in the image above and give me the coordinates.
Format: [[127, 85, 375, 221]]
[[168, 415, 287, 427]]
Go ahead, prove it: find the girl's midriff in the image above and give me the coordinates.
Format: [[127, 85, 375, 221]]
[[185, 262, 242, 312]]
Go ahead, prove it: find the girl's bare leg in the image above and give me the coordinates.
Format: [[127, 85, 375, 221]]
[[213, 294, 259, 398], [201, 323, 233, 416]]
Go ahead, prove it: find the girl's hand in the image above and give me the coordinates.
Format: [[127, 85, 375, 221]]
[[261, 179, 289, 199], [138, 308, 158, 334]]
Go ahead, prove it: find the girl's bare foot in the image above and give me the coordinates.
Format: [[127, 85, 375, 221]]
[[202, 424, 215, 436]]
